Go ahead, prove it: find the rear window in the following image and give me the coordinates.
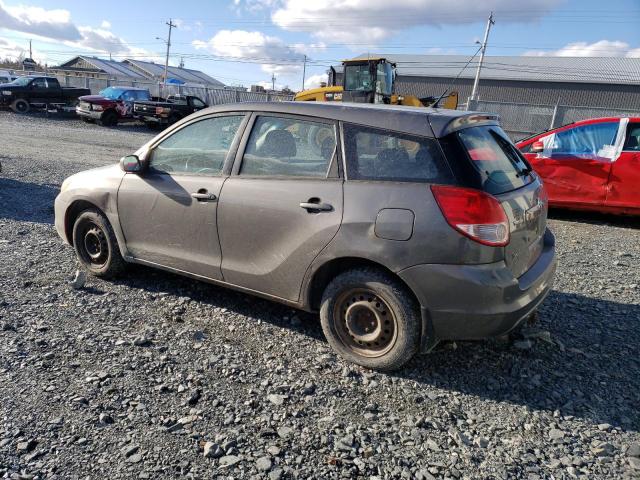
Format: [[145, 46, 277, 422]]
[[455, 126, 533, 195], [343, 124, 454, 183]]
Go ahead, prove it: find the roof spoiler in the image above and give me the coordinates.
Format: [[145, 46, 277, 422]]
[[440, 114, 500, 136]]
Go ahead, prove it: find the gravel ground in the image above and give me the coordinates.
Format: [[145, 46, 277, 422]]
[[1, 111, 639, 480]]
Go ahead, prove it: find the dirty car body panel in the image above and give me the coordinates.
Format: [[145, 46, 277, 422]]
[[55, 101, 556, 351]]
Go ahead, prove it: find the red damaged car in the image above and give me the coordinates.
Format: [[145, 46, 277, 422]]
[[517, 117, 640, 215], [76, 86, 152, 127]]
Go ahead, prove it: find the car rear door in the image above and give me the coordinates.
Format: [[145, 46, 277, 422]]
[[606, 121, 640, 212], [523, 121, 620, 207], [217, 113, 343, 302], [117, 113, 247, 279]]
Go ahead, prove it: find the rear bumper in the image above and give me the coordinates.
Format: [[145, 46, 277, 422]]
[[398, 229, 557, 345]]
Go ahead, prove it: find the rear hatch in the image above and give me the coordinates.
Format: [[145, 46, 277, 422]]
[[442, 125, 547, 278]]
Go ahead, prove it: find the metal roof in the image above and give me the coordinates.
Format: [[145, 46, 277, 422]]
[[345, 54, 640, 86], [123, 59, 225, 87], [56, 56, 147, 79]]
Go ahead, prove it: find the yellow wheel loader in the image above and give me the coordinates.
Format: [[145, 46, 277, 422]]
[[295, 58, 458, 110]]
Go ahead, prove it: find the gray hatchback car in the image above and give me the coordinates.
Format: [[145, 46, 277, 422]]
[[55, 102, 556, 371]]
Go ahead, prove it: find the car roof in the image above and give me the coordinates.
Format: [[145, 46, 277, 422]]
[[193, 101, 499, 138]]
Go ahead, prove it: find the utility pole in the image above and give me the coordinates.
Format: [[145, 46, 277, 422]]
[[271, 72, 276, 91], [301, 54, 307, 90], [470, 12, 494, 102], [29, 39, 32, 59], [160, 19, 177, 95]]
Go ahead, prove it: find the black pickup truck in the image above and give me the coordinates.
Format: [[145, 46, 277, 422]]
[[0, 76, 90, 113], [134, 94, 208, 128]]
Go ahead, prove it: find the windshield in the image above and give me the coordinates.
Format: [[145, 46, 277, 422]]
[[10, 77, 32, 86], [344, 64, 373, 91], [456, 125, 533, 195], [99, 87, 126, 100]]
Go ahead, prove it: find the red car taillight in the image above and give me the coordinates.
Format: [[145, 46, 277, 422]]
[[431, 185, 510, 247]]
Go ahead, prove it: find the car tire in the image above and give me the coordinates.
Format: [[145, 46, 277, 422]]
[[72, 209, 126, 278], [320, 268, 421, 371], [11, 98, 30, 114], [100, 110, 118, 127], [81, 117, 95, 123]]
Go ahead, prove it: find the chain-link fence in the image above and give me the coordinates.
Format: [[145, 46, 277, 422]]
[[56, 75, 294, 106], [468, 99, 640, 141]]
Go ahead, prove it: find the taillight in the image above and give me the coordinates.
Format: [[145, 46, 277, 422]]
[[431, 185, 510, 246]]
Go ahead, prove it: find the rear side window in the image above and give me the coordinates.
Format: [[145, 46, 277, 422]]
[[456, 126, 532, 195], [343, 124, 453, 183]]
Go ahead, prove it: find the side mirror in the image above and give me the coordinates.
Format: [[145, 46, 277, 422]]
[[531, 141, 544, 154], [120, 155, 142, 173]]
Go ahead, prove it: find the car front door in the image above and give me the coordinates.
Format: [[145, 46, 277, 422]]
[[606, 121, 640, 212], [117, 114, 247, 279], [217, 113, 343, 302], [525, 121, 620, 207], [29, 78, 49, 103]]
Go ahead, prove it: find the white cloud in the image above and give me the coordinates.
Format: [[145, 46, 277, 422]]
[[0, 0, 80, 41], [304, 73, 327, 88], [524, 40, 640, 58], [0, 1, 149, 59], [269, 0, 564, 44], [193, 29, 305, 75]]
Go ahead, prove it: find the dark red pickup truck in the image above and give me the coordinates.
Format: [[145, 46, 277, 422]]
[[76, 86, 153, 126]]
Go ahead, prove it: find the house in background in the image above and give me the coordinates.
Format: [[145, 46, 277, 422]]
[[49, 56, 225, 89]]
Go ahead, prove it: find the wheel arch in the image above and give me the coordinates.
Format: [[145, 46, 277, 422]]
[[304, 256, 421, 312], [64, 199, 101, 244]]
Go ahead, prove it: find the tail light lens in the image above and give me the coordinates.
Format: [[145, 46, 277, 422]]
[[431, 185, 510, 246]]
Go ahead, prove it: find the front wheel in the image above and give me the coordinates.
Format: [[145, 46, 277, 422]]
[[320, 268, 421, 371], [100, 110, 118, 127], [11, 99, 30, 114], [72, 209, 126, 277]]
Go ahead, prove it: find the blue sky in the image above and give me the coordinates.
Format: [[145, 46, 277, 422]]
[[0, 0, 638, 90]]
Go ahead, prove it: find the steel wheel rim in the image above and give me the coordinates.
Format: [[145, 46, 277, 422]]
[[79, 222, 108, 267], [332, 288, 398, 358]]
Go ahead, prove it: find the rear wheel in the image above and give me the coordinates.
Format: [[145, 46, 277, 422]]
[[100, 110, 118, 127], [11, 99, 29, 114], [168, 113, 182, 125], [320, 268, 421, 371], [72, 209, 126, 277]]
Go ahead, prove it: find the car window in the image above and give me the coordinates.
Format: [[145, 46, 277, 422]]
[[150, 115, 244, 176], [32, 78, 47, 88], [623, 123, 640, 151], [343, 124, 453, 183], [240, 116, 336, 177], [192, 98, 206, 108], [135, 90, 150, 101], [170, 96, 188, 105], [456, 126, 533, 195], [542, 122, 619, 160], [121, 90, 136, 101]]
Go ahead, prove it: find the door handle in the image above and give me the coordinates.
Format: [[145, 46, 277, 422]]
[[300, 201, 333, 212], [191, 192, 217, 202]]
